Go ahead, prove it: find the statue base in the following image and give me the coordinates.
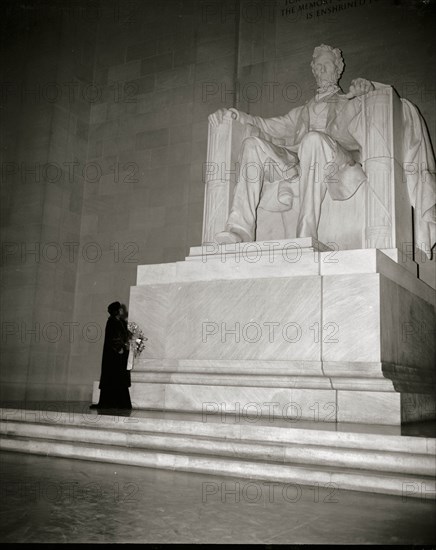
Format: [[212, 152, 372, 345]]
[[128, 239, 435, 426]]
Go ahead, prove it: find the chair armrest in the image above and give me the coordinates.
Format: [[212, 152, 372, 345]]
[[202, 111, 286, 242]]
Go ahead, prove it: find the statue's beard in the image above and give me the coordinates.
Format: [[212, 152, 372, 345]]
[[316, 76, 338, 91]]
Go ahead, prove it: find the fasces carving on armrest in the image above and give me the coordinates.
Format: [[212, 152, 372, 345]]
[[359, 85, 409, 250], [203, 111, 252, 242], [363, 84, 393, 100], [360, 85, 401, 160]]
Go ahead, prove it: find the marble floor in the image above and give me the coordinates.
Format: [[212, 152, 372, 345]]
[[1, 449, 435, 544]]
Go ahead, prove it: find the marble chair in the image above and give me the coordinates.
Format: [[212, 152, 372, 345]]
[[202, 86, 412, 256]]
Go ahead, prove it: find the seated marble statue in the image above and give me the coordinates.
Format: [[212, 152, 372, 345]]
[[209, 44, 436, 252]]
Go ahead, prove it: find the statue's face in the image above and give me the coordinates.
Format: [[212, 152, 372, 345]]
[[312, 51, 338, 88]]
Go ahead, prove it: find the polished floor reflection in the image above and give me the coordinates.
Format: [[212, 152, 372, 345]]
[[1, 450, 434, 544]]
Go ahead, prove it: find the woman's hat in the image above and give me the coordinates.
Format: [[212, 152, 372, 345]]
[[107, 301, 121, 315]]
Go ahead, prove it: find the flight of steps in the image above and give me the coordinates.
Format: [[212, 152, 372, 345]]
[[1, 407, 435, 500]]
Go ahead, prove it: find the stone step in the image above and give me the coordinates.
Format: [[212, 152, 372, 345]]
[[2, 408, 433, 454], [1, 435, 434, 500], [136, 359, 435, 378], [1, 408, 434, 498], [130, 372, 394, 391], [128, 360, 435, 398], [127, 382, 405, 424], [134, 359, 390, 377], [1, 419, 434, 476], [138, 359, 327, 375]]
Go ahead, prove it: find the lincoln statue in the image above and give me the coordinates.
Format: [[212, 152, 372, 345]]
[[208, 44, 435, 254]]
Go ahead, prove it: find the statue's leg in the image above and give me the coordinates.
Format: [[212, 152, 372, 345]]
[[296, 131, 347, 239], [223, 137, 278, 242]]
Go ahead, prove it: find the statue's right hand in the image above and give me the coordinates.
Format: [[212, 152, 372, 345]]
[[208, 108, 234, 127]]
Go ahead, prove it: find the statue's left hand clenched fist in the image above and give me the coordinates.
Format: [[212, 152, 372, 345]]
[[346, 78, 375, 98]]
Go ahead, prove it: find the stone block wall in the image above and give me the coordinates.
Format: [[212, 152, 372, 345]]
[[1, 1, 97, 400]]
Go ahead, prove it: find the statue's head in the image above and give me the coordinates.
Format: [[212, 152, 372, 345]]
[[311, 44, 344, 89]]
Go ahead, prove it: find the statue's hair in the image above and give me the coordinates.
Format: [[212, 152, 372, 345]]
[[311, 44, 344, 78]]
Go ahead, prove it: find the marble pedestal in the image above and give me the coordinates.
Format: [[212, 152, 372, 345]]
[[128, 239, 435, 425]]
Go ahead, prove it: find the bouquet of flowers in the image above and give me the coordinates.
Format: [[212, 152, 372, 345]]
[[126, 321, 147, 370]]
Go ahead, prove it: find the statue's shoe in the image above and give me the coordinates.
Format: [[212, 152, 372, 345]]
[[215, 230, 243, 244]]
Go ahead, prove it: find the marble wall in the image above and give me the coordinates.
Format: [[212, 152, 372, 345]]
[[0, 3, 97, 400]]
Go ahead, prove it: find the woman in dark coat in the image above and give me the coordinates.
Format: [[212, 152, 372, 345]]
[[91, 301, 132, 410]]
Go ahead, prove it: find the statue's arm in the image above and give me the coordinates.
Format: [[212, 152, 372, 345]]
[[229, 107, 299, 141]]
